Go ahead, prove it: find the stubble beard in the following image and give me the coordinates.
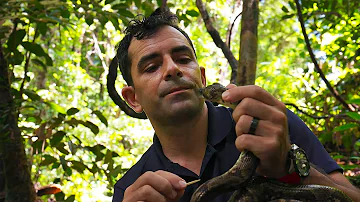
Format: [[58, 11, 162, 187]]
[[155, 97, 205, 127]]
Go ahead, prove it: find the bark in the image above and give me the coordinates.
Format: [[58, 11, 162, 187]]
[[0, 43, 37, 201], [236, 0, 259, 86], [196, 0, 238, 83]]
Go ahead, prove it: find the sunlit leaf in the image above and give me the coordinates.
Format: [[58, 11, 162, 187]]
[[45, 101, 66, 114], [186, 9, 199, 17]]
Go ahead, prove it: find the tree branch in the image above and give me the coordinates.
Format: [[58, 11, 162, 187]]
[[294, 0, 355, 112], [236, 0, 259, 86], [107, 57, 147, 119], [195, 0, 238, 83]]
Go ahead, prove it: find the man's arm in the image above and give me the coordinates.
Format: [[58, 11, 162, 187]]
[[303, 168, 360, 202]]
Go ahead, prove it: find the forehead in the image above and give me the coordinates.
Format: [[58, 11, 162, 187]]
[[128, 26, 193, 63]]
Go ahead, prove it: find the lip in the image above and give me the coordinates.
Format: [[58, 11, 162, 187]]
[[162, 86, 193, 97]]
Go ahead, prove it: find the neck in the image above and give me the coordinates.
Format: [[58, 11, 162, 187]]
[[151, 104, 208, 175]]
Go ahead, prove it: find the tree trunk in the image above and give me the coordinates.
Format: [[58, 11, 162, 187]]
[[236, 0, 259, 86], [0, 43, 37, 201]]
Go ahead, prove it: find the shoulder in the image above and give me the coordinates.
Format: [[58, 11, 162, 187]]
[[286, 109, 342, 174]]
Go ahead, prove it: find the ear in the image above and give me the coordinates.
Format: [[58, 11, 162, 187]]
[[121, 86, 143, 113], [200, 67, 206, 87]]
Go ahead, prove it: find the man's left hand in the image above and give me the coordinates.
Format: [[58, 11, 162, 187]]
[[222, 84, 290, 178]]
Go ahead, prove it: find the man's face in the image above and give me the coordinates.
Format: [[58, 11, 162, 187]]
[[122, 26, 206, 124]]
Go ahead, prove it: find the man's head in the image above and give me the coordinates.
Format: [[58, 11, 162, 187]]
[[118, 9, 206, 125], [116, 9, 196, 86]]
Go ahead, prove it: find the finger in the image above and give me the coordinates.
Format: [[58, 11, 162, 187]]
[[222, 85, 283, 108], [225, 83, 237, 89], [155, 170, 187, 190], [232, 97, 286, 123], [126, 185, 167, 202], [235, 115, 284, 138], [235, 134, 274, 154], [128, 171, 179, 200]]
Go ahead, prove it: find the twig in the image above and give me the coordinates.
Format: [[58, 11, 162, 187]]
[[227, 12, 242, 50], [294, 0, 355, 112], [195, 0, 238, 83], [186, 179, 201, 186], [285, 103, 348, 119]]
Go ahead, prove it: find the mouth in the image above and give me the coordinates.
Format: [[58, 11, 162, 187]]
[[160, 84, 195, 97], [166, 86, 191, 95]]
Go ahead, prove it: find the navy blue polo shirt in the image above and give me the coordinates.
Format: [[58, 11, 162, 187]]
[[112, 102, 341, 202]]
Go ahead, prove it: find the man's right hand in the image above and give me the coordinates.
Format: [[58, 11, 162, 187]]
[[123, 170, 187, 202]]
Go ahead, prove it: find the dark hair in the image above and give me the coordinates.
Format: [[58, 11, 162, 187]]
[[115, 8, 196, 86]]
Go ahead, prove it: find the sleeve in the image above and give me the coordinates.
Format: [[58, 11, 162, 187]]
[[112, 184, 125, 202], [286, 109, 342, 174]]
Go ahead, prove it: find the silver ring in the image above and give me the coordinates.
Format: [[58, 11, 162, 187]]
[[249, 117, 259, 135]]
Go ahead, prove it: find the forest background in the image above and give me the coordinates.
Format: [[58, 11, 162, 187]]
[[0, 0, 359, 201]]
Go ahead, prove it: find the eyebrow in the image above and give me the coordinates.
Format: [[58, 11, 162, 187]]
[[137, 45, 194, 70], [137, 53, 161, 70], [171, 45, 194, 56]]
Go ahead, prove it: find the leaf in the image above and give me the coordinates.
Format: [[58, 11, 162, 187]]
[[85, 15, 94, 26], [281, 6, 289, 13], [92, 110, 108, 126], [7, 29, 26, 51], [82, 121, 99, 134], [112, 3, 128, 10], [346, 112, 360, 120], [281, 14, 294, 20], [67, 108, 80, 116], [40, 154, 57, 166], [11, 50, 24, 65], [118, 9, 134, 18], [65, 195, 75, 202], [31, 58, 47, 71], [71, 160, 88, 173], [45, 101, 66, 114], [186, 9, 199, 17], [24, 89, 41, 101], [333, 123, 358, 132], [21, 41, 46, 56], [104, 149, 112, 165], [56, 143, 70, 155], [50, 131, 66, 146], [37, 22, 47, 36], [349, 98, 360, 105]]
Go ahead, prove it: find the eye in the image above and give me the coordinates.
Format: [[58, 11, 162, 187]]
[[177, 57, 192, 64], [144, 64, 160, 73]]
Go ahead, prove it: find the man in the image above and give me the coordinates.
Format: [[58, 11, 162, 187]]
[[112, 10, 359, 202]]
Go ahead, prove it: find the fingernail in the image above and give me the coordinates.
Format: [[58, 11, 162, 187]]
[[222, 91, 230, 100], [179, 180, 187, 188]]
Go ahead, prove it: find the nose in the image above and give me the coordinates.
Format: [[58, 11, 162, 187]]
[[163, 56, 183, 81]]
